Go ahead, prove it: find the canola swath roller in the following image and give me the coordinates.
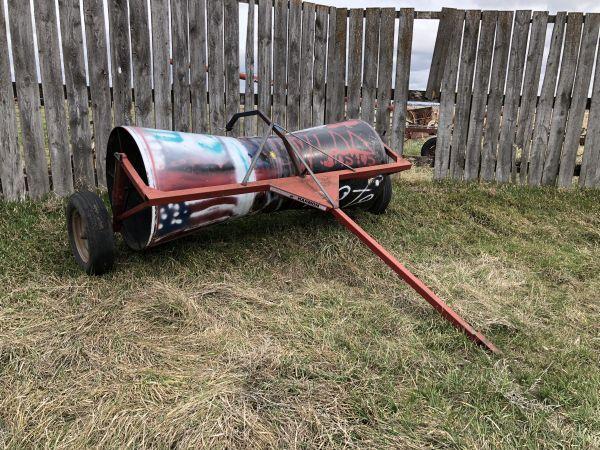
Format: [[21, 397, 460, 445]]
[[66, 111, 500, 353]]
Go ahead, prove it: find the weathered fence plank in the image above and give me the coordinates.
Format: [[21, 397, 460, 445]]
[[496, 10, 530, 183], [84, 0, 112, 187], [171, 0, 191, 132], [375, 8, 395, 142], [324, 6, 337, 123], [361, 8, 380, 127], [390, 8, 414, 153], [272, 0, 287, 126], [346, 9, 363, 120], [558, 13, 600, 187], [224, 0, 240, 135], [257, 0, 272, 132], [433, 9, 463, 180], [150, 0, 172, 130], [286, 0, 302, 130], [312, 4, 327, 126], [516, 11, 548, 184], [426, 8, 454, 101], [480, 11, 512, 182], [528, 12, 566, 186], [130, 0, 153, 128], [464, 11, 496, 181], [35, 0, 73, 195], [208, 0, 226, 135], [244, 0, 256, 135], [189, 0, 209, 133], [8, 0, 49, 198], [60, 0, 95, 189], [581, 40, 600, 188], [541, 13, 583, 186], [326, 7, 347, 124], [299, 2, 315, 129], [109, 0, 133, 127], [0, 1, 25, 200], [448, 9, 480, 179]]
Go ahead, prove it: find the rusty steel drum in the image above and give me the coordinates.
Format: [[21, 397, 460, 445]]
[[106, 119, 390, 249]]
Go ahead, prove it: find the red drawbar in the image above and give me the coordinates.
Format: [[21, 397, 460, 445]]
[[330, 208, 500, 354]]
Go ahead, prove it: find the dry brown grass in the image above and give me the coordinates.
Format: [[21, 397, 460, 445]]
[[1, 170, 599, 448]]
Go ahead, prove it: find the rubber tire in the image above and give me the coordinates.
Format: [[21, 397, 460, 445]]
[[421, 136, 437, 158], [66, 191, 115, 275], [368, 175, 393, 215]]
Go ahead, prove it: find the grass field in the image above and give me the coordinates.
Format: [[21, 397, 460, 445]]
[[1, 168, 599, 448]]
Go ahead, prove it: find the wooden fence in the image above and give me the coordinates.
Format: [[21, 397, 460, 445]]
[[431, 8, 600, 188], [0, 0, 416, 201], [2, 3, 600, 201]]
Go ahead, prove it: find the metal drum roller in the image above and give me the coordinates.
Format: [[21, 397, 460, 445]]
[[104, 119, 392, 249]]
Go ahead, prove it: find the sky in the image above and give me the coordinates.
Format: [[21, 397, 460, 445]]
[[3, 0, 600, 91]]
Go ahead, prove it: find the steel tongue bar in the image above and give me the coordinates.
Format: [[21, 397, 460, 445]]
[[331, 208, 501, 354]]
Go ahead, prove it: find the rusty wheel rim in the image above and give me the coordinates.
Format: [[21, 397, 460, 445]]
[[72, 210, 89, 263]]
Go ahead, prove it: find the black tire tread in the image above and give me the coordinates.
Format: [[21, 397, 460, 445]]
[[368, 175, 393, 215], [421, 136, 437, 158], [66, 191, 115, 275]]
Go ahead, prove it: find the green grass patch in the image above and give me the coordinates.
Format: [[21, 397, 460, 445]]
[[0, 169, 599, 447]]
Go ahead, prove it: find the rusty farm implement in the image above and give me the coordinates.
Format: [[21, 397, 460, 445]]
[[66, 111, 499, 353]]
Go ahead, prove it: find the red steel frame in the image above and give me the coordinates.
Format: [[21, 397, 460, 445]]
[[110, 145, 500, 354]]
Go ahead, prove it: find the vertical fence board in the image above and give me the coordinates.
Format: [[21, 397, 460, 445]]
[[171, 0, 190, 132], [35, 0, 73, 195], [480, 11, 512, 182], [390, 8, 413, 153], [334, 7, 347, 123], [257, 0, 272, 132], [558, 13, 600, 187], [542, 13, 583, 186], [581, 41, 600, 187], [208, 0, 225, 135], [326, 7, 346, 123], [361, 8, 380, 127], [0, 0, 25, 199], [464, 11, 496, 181], [130, 0, 153, 128], [449, 9, 480, 179], [433, 9, 463, 180], [109, 0, 133, 127], [325, 7, 337, 123], [528, 12, 566, 186], [426, 7, 454, 100], [60, 0, 95, 188], [299, 2, 315, 129], [244, 0, 256, 135], [8, 0, 49, 198], [272, 0, 287, 125], [150, 0, 172, 130], [224, 0, 240, 134], [347, 9, 363, 120], [189, 0, 209, 133], [496, 10, 530, 183], [85, 0, 112, 188], [312, 4, 327, 126], [516, 11, 548, 184], [375, 8, 394, 141], [286, 0, 302, 130]]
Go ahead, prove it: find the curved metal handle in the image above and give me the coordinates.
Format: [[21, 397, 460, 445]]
[[225, 109, 272, 132]]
